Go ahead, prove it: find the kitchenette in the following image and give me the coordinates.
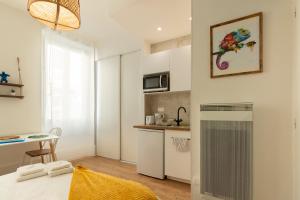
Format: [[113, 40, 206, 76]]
[[134, 45, 191, 183], [96, 39, 191, 184]]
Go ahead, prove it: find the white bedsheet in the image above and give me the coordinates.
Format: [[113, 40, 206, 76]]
[[0, 172, 161, 200], [0, 172, 72, 200]]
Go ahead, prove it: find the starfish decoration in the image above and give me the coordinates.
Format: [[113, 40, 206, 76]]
[[0, 72, 10, 83]]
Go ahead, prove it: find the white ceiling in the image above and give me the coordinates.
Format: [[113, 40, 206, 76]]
[[111, 0, 191, 43], [0, 0, 191, 47]]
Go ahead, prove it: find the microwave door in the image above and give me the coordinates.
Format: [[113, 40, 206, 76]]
[[143, 72, 169, 93], [160, 74, 169, 88], [144, 76, 160, 89]]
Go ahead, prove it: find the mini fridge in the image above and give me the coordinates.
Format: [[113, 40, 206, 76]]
[[137, 129, 165, 179]]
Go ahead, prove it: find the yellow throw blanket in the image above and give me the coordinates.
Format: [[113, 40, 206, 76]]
[[68, 166, 157, 200]]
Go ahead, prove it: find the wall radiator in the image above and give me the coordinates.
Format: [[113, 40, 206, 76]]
[[200, 103, 253, 200]]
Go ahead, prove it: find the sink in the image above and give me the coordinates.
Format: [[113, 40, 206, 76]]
[[167, 125, 190, 128]]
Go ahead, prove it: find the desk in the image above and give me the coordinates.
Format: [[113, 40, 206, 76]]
[[0, 133, 59, 161]]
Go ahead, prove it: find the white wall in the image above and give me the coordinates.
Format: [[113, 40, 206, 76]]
[[0, 3, 98, 174], [191, 1, 294, 200], [0, 4, 42, 134], [293, 0, 300, 200], [0, 3, 43, 174]]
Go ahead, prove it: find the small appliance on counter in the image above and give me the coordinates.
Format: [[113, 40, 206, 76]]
[[154, 113, 165, 125], [145, 115, 155, 125]]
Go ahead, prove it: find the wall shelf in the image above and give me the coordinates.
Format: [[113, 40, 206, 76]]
[[0, 95, 24, 99], [0, 82, 24, 99], [0, 83, 24, 87]]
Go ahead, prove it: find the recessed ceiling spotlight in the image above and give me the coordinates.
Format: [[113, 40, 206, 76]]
[[189, 17, 192, 21], [157, 27, 162, 31]]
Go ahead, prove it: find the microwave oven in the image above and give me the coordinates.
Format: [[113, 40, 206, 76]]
[[143, 72, 169, 93]]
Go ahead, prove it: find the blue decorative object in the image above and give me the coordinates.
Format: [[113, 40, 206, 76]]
[[0, 72, 10, 83], [0, 138, 25, 144]]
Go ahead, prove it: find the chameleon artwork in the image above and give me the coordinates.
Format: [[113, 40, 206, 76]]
[[213, 28, 256, 70]]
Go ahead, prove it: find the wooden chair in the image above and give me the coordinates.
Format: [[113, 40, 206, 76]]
[[23, 128, 62, 164]]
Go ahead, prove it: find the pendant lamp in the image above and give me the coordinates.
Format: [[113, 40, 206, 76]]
[[27, 0, 81, 31]]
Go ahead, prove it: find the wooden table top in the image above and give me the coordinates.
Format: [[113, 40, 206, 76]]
[[133, 125, 190, 131]]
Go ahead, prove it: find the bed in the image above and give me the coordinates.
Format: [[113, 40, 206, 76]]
[[0, 167, 159, 200], [0, 172, 72, 200]]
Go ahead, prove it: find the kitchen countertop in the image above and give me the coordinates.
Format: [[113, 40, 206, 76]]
[[133, 125, 190, 131]]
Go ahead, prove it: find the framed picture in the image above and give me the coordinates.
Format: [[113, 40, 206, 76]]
[[210, 12, 263, 78]]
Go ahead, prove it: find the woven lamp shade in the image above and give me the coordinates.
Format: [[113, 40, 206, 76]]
[[27, 0, 81, 31]]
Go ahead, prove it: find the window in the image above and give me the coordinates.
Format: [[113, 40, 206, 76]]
[[42, 30, 95, 160]]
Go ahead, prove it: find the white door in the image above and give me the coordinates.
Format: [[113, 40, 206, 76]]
[[121, 51, 143, 163], [96, 56, 121, 160]]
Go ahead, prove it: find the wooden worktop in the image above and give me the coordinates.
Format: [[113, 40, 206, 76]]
[[133, 125, 190, 131]]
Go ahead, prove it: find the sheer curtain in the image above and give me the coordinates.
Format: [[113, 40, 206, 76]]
[[42, 30, 95, 160]]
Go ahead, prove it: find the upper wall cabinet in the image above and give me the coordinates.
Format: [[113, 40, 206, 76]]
[[142, 50, 170, 74], [170, 45, 191, 92]]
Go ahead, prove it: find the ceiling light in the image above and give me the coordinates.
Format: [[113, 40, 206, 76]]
[[157, 27, 162, 31], [27, 0, 81, 31]]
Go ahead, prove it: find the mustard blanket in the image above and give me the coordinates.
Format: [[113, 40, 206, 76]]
[[68, 166, 157, 200]]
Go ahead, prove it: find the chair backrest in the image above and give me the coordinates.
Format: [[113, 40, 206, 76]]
[[49, 127, 62, 149]]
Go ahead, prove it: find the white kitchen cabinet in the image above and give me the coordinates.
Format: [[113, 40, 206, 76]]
[[170, 45, 191, 92], [142, 50, 170, 75], [165, 130, 191, 181]]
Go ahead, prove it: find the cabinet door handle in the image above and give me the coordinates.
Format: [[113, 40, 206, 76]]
[[159, 75, 162, 88], [171, 137, 190, 140]]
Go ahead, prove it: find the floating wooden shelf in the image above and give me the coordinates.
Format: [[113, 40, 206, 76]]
[[0, 83, 24, 87], [0, 82, 24, 99], [0, 83, 24, 99], [0, 95, 24, 99]]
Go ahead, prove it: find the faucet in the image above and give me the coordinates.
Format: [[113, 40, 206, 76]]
[[175, 106, 187, 126]]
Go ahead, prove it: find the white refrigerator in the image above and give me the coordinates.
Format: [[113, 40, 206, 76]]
[[137, 129, 165, 179]]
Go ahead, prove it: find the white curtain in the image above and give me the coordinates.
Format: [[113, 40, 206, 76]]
[[42, 30, 95, 160]]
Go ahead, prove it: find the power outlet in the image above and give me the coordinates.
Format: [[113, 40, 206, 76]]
[[157, 107, 165, 112]]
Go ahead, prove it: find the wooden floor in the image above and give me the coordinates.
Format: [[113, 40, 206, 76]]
[[72, 156, 191, 200]]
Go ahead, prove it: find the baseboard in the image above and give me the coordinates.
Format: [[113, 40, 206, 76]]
[[201, 194, 224, 200], [166, 176, 190, 184], [121, 160, 136, 165]]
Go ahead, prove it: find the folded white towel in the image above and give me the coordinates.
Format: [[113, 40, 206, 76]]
[[47, 161, 72, 172], [48, 166, 73, 177], [17, 170, 48, 182], [17, 163, 46, 176]]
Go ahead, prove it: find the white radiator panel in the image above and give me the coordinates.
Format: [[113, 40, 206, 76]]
[[200, 111, 252, 121], [200, 103, 253, 200]]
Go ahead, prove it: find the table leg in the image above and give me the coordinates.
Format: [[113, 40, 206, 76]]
[[39, 142, 44, 163], [49, 141, 57, 162]]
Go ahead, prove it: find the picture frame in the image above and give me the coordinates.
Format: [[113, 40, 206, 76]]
[[210, 12, 263, 78]]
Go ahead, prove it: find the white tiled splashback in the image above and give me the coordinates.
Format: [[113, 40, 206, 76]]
[[144, 91, 191, 125]]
